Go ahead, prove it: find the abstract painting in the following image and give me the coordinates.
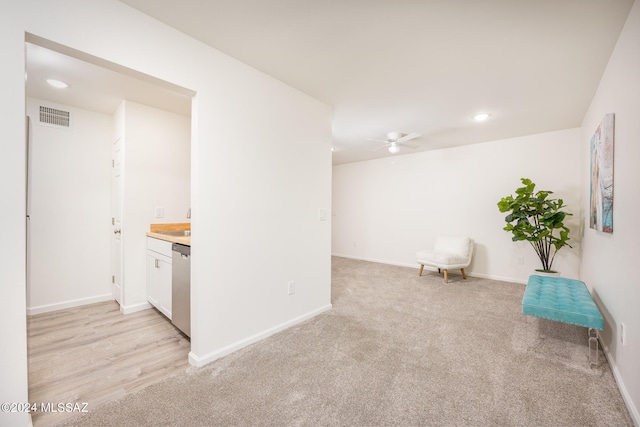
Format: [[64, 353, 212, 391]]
[[590, 113, 614, 233]]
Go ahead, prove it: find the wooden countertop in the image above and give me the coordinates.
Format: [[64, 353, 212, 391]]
[[146, 231, 190, 246], [146, 223, 191, 246]]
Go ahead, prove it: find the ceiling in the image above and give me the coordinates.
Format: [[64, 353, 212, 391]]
[[27, 1, 634, 164], [25, 38, 193, 117]]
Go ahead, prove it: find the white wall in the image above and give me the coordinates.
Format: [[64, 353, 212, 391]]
[[0, 7, 29, 425], [580, 1, 640, 422], [190, 77, 333, 365], [118, 100, 191, 311], [26, 98, 113, 314], [1, 1, 332, 425], [332, 128, 582, 283], [25, 97, 190, 316]]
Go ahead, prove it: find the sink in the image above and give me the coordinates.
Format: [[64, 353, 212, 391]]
[[157, 230, 191, 237]]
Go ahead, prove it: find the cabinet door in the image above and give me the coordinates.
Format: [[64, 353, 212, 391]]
[[157, 256, 172, 318], [147, 252, 172, 319], [147, 253, 162, 309]]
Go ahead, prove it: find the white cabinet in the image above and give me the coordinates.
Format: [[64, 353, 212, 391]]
[[146, 237, 172, 319]]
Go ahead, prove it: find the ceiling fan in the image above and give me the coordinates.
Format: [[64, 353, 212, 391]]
[[368, 132, 421, 154]]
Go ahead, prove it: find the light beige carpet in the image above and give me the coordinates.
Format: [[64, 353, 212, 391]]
[[61, 257, 633, 426]]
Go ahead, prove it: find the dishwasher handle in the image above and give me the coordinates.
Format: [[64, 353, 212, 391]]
[[171, 243, 191, 257]]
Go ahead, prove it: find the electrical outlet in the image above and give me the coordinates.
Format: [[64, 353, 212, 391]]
[[517, 256, 524, 265], [288, 281, 295, 295], [154, 207, 164, 218], [621, 322, 626, 345]]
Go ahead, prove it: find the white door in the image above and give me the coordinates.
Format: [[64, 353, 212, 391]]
[[111, 137, 123, 304]]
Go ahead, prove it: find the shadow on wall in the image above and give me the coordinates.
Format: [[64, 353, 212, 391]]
[[592, 289, 616, 357], [470, 242, 483, 273]]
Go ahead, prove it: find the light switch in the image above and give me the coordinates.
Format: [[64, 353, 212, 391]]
[[318, 208, 327, 221]]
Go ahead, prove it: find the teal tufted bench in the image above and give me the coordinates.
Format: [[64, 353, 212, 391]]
[[522, 275, 604, 367]]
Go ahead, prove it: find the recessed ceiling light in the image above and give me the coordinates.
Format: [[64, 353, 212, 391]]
[[45, 79, 69, 89], [473, 113, 490, 122]]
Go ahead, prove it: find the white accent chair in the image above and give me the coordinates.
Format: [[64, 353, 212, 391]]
[[416, 236, 474, 283]]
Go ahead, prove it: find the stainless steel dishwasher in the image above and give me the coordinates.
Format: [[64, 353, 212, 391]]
[[171, 243, 190, 337]]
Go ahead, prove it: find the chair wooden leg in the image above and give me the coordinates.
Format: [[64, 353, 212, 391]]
[[419, 264, 424, 276], [461, 268, 467, 280], [443, 269, 449, 283]]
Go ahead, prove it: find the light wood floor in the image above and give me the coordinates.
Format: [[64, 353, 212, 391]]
[[27, 301, 191, 427]]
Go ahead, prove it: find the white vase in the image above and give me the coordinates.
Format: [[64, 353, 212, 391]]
[[534, 270, 560, 277]]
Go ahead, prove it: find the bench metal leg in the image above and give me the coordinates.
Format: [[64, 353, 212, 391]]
[[589, 328, 600, 368]]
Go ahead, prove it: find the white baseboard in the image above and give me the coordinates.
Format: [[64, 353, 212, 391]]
[[465, 271, 528, 285], [601, 341, 640, 426], [188, 303, 333, 368], [331, 254, 528, 284], [120, 301, 151, 314], [332, 253, 417, 269], [26, 293, 113, 315]]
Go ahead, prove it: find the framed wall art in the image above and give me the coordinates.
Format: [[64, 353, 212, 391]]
[[589, 113, 614, 233]]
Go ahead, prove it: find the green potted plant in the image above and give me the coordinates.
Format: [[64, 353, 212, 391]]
[[497, 178, 572, 273]]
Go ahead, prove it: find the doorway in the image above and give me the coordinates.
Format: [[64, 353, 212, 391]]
[[25, 37, 194, 314], [24, 36, 195, 417]]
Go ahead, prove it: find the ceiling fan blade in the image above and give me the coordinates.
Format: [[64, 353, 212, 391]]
[[373, 144, 391, 152], [400, 142, 419, 149], [397, 132, 420, 143], [366, 138, 389, 143]]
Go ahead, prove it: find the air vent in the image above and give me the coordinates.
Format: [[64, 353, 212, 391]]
[[39, 105, 71, 128]]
